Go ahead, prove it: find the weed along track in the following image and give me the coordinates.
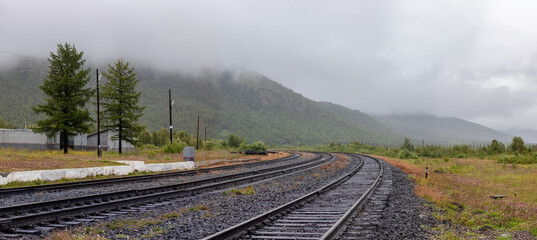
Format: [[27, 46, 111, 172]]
[[202, 154, 387, 240], [0, 152, 333, 237]]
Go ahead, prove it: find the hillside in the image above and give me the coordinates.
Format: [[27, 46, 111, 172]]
[[316, 102, 403, 144], [373, 114, 513, 144], [0, 60, 402, 145]]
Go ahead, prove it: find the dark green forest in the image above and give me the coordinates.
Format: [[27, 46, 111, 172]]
[[0, 60, 404, 145]]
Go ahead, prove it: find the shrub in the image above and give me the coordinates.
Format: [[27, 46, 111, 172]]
[[488, 139, 505, 154], [228, 134, 246, 148], [136, 129, 152, 146], [174, 131, 196, 146], [203, 140, 218, 150], [152, 128, 170, 147], [397, 149, 418, 159], [138, 144, 159, 150], [401, 138, 415, 151], [241, 141, 267, 152], [162, 141, 187, 154], [495, 154, 537, 164]]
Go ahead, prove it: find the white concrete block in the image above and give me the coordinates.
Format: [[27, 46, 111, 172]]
[[0, 161, 194, 186], [114, 161, 145, 172], [144, 161, 194, 172], [65, 168, 85, 179], [41, 169, 67, 181], [0, 174, 8, 185], [9, 170, 43, 182], [111, 166, 132, 176]]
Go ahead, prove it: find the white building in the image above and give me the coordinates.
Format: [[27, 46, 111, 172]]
[[86, 130, 135, 152], [0, 129, 59, 150], [0, 129, 134, 152]]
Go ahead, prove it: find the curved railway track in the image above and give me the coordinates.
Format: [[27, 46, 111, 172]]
[[202, 154, 385, 240], [0, 153, 335, 235], [0, 152, 302, 195]]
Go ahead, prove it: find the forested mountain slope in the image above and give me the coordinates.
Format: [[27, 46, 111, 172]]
[[136, 68, 403, 145], [0, 60, 402, 145]]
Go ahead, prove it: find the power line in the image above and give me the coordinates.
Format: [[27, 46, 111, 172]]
[[0, 49, 42, 62], [0, 49, 48, 76]]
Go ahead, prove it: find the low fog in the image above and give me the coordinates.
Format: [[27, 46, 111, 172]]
[[1, 0, 536, 131]]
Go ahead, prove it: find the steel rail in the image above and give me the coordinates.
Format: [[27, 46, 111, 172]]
[[0, 153, 333, 231], [0, 153, 319, 217], [320, 155, 383, 239], [0, 153, 301, 194], [201, 154, 369, 240]]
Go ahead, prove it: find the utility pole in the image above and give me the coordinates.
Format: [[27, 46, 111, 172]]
[[196, 116, 200, 150], [169, 89, 173, 143], [204, 126, 207, 142], [96, 69, 102, 157]]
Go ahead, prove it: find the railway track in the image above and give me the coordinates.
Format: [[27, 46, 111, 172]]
[[339, 160, 392, 239], [202, 154, 385, 240], [0, 152, 302, 195], [0, 153, 334, 235]]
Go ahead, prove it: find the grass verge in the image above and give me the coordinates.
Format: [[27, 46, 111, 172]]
[[372, 155, 537, 238]]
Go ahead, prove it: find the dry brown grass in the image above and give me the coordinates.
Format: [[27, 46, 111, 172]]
[[0, 148, 289, 172], [45, 228, 108, 240], [0, 148, 125, 171], [371, 154, 537, 236], [196, 152, 290, 169], [319, 153, 349, 171]]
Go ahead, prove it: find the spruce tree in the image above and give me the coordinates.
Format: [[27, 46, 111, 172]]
[[101, 59, 145, 153], [32, 43, 93, 154]]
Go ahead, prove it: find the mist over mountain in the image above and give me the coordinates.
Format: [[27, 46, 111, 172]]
[[505, 129, 537, 144], [0, 60, 403, 145], [373, 114, 513, 145], [2, 59, 521, 146]]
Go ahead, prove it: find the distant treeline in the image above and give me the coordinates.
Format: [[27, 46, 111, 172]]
[[284, 137, 537, 164]]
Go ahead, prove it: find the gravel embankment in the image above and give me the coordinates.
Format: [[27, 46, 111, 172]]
[[373, 162, 439, 239], [0, 155, 311, 207]]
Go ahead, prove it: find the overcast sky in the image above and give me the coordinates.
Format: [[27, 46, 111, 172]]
[[1, 0, 537, 131]]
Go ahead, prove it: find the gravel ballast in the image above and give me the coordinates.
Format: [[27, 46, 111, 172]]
[[57, 154, 359, 239], [13, 154, 439, 239], [373, 162, 439, 239]]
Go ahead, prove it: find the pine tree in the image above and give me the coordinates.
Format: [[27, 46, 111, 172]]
[[32, 43, 93, 154], [101, 59, 145, 153]]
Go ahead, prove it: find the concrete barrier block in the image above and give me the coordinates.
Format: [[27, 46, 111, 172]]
[[114, 161, 145, 172], [8, 170, 44, 182], [0, 175, 8, 185], [183, 161, 195, 169], [65, 168, 87, 179], [0, 161, 193, 186], [41, 169, 67, 181], [112, 166, 132, 176], [144, 162, 194, 172], [144, 163, 166, 172]]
